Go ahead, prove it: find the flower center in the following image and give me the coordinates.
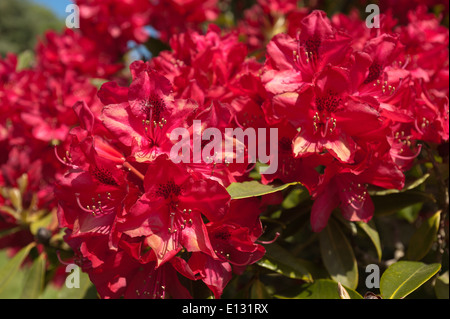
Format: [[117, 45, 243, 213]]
[[142, 94, 166, 123], [364, 62, 383, 84], [305, 36, 321, 59], [315, 91, 342, 113], [92, 167, 117, 186], [156, 180, 182, 200], [313, 112, 337, 138], [215, 230, 232, 241], [212, 228, 232, 260], [140, 94, 168, 151], [341, 180, 368, 210], [76, 192, 115, 216], [279, 137, 293, 153]]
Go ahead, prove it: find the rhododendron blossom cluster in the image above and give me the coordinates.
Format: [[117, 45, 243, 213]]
[[0, 0, 448, 299]]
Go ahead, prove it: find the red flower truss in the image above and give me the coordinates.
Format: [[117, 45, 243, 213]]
[[0, 0, 448, 299]]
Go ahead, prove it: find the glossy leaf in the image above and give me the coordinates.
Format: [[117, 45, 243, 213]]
[[396, 203, 423, 223], [380, 261, 441, 299], [357, 220, 382, 261], [257, 243, 312, 282], [373, 190, 435, 216], [435, 271, 449, 299], [0, 250, 27, 299], [276, 279, 363, 299], [319, 220, 358, 289], [369, 173, 430, 196], [56, 271, 95, 299], [406, 211, 440, 261], [0, 242, 36, 293], [282, 188, 308, 209], [39, 268, 96, 299], [226, 181, 299, 199], [20, 253, 46, 299]]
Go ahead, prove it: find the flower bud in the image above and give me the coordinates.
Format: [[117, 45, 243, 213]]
[[9, 188, 23, 212], [17, 173, 28, 195], [338, 282, 351, 299], [36, 227, 52, 246]]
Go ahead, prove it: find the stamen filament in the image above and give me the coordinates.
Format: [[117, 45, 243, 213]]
[[123, 161, 145, 181]]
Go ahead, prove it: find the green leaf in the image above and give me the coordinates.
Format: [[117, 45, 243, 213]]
[[248, 162, 264, 180], [40, 268, 96, 299], [406, 211, 441, 261], [144, 37, 170, 57], [0, 250, 27, 298], [281, 188, 308, 209], [319, 220, 358, 289], [90, 78, 109, 90], [0, 226, 21, 238], [0, 242, 36, 293], [276, 279, 363, 299], [369, 173, 430, 196], [373, 190, 435, 216], [435, 271, 449, 299], [58, 271, 95, 299], [20, 253, 46, 299], [17, 50, 34, 71], [226, 181, 299, 199], [396, 203, 423, 223], [257, 243, 312, 282], [380, 261, 441, 299], [357, 220, 382, 261]]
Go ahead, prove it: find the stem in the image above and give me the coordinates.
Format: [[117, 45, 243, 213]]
[[123, 161, 145, 181], [425, 145, 449, 267]]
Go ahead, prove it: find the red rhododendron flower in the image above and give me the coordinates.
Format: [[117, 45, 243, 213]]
[[188, 198, 266, 298], [53, 57, 265, 298], [36, 29, 123, 78], [150, 25, 256, 108], [146, 0, 219, 42], [74, 0, 152, 58], [101, 62, 190, 162], [118, 155, 230, 266], [1, 0, 448, 300], [310, 150, 405, 232]]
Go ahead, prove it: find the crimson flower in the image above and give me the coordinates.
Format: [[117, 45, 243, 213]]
[[146, 0, 219, 42], [292, 65, 384, 163], [101, 61, 192, 162], [74, 0, 152, 58], [118, 155, 230, 266], [310, 150, 405, 232], [189, 198, 267, 298]]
